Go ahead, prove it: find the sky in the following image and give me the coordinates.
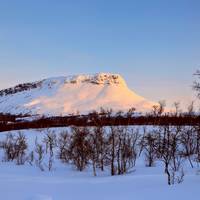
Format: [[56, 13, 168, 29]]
[[0, 0, 200, 110]]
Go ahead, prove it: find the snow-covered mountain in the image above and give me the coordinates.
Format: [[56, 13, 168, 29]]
[[0, 73, 155, 116]]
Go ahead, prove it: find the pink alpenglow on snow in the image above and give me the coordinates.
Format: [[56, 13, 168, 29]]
[[0, 73, 155, 116]]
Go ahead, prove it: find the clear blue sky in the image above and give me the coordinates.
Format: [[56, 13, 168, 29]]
[[0, 0, 200, 109]]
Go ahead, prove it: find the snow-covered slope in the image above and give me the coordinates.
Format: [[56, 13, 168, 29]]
[[0, 73, 155, 115]]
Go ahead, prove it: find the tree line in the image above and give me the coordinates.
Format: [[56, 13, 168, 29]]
[[0, 101, 199, 132]]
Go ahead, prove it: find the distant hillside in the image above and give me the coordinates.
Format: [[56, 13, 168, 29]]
[[0, 73, 155, 115]]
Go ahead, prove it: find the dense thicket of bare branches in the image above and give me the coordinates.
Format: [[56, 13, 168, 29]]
[[1, 132, 27, 165], [1, 122, 200, 185]]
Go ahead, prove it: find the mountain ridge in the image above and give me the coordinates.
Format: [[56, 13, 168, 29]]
[[0, 73, 155, 115]]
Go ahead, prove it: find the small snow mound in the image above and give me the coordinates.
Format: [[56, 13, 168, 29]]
[[28, 194, 53, 200]]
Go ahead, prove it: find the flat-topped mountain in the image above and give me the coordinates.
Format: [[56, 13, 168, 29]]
[[0, 73, 155, 115]]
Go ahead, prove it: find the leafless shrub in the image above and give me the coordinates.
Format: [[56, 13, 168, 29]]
[[2, 132, 28, 165], [35, 138, 45, 171], [139, 128, 157, 167], [43, 130, 57, 171], [155, 125, 185, 185], [69, 127, 91, 171], [57, 131, 70, 163], [88, 126, 107, 176], [107, 126, 139, 176], [27, 151, 34, 166], [180, 126, 196, 168]]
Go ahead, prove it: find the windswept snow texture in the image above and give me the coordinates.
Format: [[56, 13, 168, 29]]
[[0, 73, 155, 115], [0, 128, 199, 200]]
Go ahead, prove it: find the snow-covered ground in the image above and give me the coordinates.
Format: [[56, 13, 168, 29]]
[[0, 128, 199, 200]]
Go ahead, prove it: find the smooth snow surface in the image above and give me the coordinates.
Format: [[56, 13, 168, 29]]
[[0, 73, 155, 115], [0, 128, 199, 200]]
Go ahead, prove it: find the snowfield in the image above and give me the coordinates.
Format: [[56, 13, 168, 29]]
[[0, 162, 199, 200], [0, 128, 199, 200]]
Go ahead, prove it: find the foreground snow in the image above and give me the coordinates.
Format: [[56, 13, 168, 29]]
[[0, 128, 199, 200], [0, 161, 199, 200]]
